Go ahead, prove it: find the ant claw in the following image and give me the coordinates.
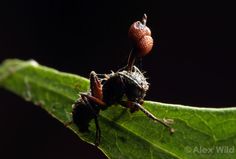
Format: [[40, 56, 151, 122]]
[[162, 118, 175, 134], [169, 128, 175, 134], [95, 140, 100, 147], [64, 121, 73, 127], [163, 118, 174, 125]]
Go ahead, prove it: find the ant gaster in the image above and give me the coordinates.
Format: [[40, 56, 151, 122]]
[[71, 14, 174, 146]]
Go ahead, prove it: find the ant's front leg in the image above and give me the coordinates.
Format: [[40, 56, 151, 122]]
[[120, 101, 175, 133]]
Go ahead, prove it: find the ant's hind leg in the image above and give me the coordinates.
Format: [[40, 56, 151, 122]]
[[90, 71, 104, 100], [64, 121, 73, 127], [94, 116, 101, 146], [82, 71, 108, 109], [81, 96, 101, 146]]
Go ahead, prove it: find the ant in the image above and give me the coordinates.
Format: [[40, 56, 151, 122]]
[[71, 14, 174, 146]]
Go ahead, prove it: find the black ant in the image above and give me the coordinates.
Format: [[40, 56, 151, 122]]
[[71, 14, 174, 146]]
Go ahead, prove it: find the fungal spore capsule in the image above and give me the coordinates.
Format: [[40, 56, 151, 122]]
[[128, 14, 153, 57]]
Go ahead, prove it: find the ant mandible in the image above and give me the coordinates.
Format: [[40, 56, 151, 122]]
[[71, 14, 174, 146]]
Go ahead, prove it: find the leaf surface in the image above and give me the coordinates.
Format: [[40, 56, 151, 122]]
[[0, 59, 236, 159]]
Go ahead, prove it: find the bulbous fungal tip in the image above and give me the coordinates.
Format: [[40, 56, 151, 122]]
[[136, 35, 153, 57], [128, 14, 153, 57], [128, 22, 151, 42]]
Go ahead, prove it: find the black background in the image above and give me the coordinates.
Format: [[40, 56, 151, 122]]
[[0, 1, 236, 159]]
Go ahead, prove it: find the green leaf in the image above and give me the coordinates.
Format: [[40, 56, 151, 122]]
[[0, 59, 236, 159]]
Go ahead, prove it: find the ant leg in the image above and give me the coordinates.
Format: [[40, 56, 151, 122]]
[[89, 71, 109, 107], [120, 101, 174, 133], [96, 73, 110, 79], [84, 71, 106, 106], [88, 71, 107, 108], [90, 72, 110, 85], [90, 71, 103, 100], [94, 116, 101, 146], [80, 95, 100, 116], [64, 121, 73, 127], [80, 93, 106, 108], [119, 100, 139, 113], [80, 95, 101, 145], [133, 102, 174, 133]]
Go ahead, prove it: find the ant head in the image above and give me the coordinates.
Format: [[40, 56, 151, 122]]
[[118, 66, 149, 101]]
